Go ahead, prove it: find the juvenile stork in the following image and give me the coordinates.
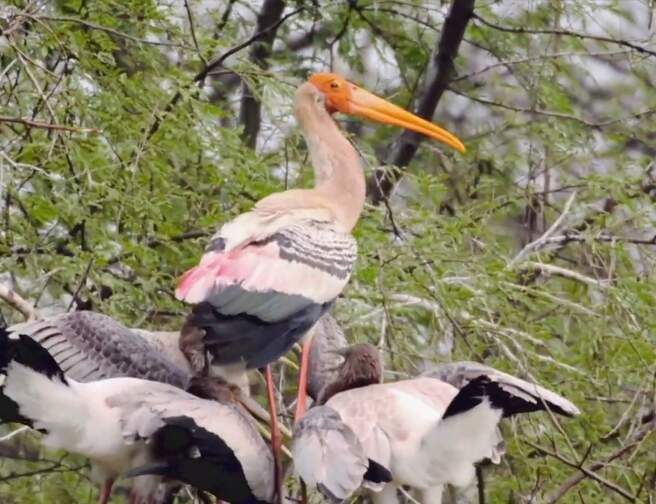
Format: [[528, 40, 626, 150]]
[[174, 74, 465, 492], [293, 344, 580, 504], [7, 310, 250, 394], [0, 328, 274, 504]]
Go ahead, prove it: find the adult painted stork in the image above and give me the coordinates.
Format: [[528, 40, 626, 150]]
[[293, 344, 580, 504], [0, 328, 274, 504], [174, 73, 465, 493]]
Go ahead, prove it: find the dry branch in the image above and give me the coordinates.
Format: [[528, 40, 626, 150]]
[[0, 283, 39, 320], [368, 0, 476, 204], [532, 418, 656, 502], [0, 115, 99, 133], [473, 14, 656, 59]]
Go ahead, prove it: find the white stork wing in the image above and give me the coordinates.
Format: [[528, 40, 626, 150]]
[[8, 312, 190, 388], [424, 361, 580, 418], [108, 384, 274, 503], [294, 406, 369, 502]]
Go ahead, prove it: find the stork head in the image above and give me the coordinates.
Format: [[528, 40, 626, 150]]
[[308, 72, 465, 153], [315, 343, 383, 404]]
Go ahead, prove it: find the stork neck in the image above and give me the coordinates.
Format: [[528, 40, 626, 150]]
[[297, 107, 366, 232]]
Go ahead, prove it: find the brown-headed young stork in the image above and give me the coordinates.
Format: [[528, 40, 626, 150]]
[[173, 72, 466, 497], [0, 328, 274, 504], [293, 344, 580, 504]]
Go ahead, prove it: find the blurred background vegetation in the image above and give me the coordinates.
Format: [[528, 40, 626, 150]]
[[1, 0, 655, 502]]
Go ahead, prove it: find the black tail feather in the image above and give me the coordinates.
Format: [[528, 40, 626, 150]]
[[443, 375, 571, 419], [189, 301, 331, 369], [0, 328, 66, 427], [143, 416, 269, 504], [363, 459, 392, 484]]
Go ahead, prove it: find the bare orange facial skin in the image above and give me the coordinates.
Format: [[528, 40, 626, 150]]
[[308, 73, 354, 115]]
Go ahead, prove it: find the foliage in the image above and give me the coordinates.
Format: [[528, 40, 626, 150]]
[[1, 0, 655, 502]]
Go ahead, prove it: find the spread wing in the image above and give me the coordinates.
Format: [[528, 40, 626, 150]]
[[8, 312, 190, 388], [424, 361, 580, 417]]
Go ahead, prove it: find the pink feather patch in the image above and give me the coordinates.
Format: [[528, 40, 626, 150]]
[[175, 244, 282, 303]]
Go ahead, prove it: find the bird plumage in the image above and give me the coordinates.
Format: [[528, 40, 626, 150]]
[[0, 329, 274, 504], [8, 312, 191, 387], [293, 342, 579, 504]]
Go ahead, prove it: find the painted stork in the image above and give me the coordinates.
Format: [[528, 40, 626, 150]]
[[293, 344, 580, 504], [0, 328, 274, 504], [174, 73, 465, 494]]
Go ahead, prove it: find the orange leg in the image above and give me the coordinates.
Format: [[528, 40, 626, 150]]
[[294, 339, 312, 423], [265, 365, 283, 504], [98, 478, 114, 504]]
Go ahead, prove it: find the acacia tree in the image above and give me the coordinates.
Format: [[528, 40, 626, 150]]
[[1, 0, 655, 502]]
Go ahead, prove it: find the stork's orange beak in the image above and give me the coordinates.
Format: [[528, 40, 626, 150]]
[[309, 73, 465, 154]]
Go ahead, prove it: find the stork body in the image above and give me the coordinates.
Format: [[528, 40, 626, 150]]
[[174, 73, 465, 500], [0, 329, 274, 504], [293, 344, 580, 504]]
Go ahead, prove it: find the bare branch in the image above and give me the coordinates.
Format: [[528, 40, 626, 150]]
[[32, 15, 191, 48], [0, 115, 99, 134], [508, 191, 577, 268], [530, 416, 656, 503], [449, 88, 656, 128], [0, 283, 39, 320], [184, 0, 207, 65], [524, 262, 611, 289], [473, 13, 656, 59], [368, 0, 475, 204]]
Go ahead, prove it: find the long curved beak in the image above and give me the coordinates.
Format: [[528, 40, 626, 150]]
[[346, 86, 466, 153]]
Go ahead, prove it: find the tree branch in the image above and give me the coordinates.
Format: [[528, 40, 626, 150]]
[[0, 115, 99, 133], [368, 0, 475, 204], [0, 283, 39, 320], [473, 13, 656, 59], [140, 6, 302, 149], [239, 0, 286, 150]]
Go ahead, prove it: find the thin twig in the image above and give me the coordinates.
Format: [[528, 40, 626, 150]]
[[534, 418, 656, 503], [184, 0, 207, 65], [0, 115, 99, 133], [508, 192, 577, 268], [0, 426, 30, 443], [473, 13, 656, 58], [524, 262, 611, 289], [32, 15, 191, 48]]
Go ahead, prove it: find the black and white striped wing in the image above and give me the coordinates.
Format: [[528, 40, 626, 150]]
[[111, 385, 274, 503], [8, 312, 190, 388], [426, 361, 580, 418], [177, 218, 357, 369]]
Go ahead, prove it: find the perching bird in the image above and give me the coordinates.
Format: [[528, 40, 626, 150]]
[[7, 310, 249, 394], [0, 328, 274, 504], [293, 343, 580, 504], [306, 312, 348, 402], [174, 74, 465, 498]]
